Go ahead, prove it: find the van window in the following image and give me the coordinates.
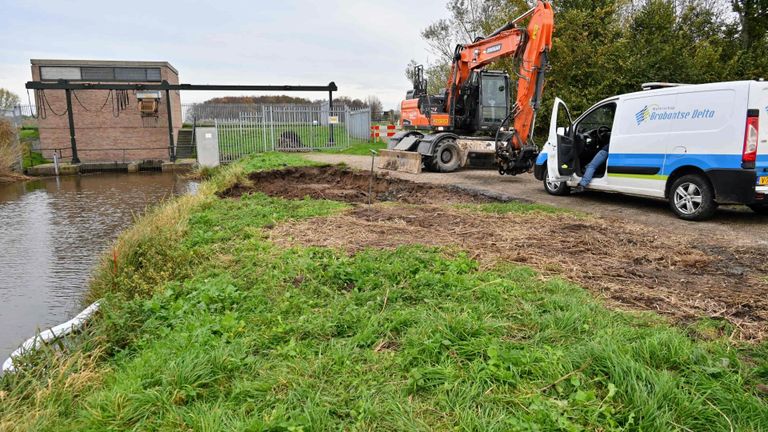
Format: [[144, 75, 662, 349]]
[[576, 103, 616, 135]]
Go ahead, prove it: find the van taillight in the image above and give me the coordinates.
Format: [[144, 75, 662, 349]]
[[743, 109, 759, 164]]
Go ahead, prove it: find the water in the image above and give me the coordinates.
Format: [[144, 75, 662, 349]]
[[0, 172, 197, 360]]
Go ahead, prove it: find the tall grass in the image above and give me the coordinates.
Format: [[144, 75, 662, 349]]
[[0, 119, 24, 182], [1, 152, 766, 430]]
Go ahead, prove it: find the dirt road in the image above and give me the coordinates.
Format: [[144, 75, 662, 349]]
[[306, 154, 768, 247]]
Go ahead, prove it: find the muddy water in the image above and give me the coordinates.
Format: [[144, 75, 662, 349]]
[[0, 173, 197, 360]]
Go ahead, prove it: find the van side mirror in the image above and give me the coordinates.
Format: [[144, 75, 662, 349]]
[[556, 127, 566, 136]]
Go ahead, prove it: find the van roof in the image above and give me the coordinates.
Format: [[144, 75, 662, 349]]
[[595, 80, 759, 106]]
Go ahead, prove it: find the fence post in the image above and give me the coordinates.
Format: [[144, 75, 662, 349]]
[[345, 107, 350, 148], [269, 106, 275, 151]]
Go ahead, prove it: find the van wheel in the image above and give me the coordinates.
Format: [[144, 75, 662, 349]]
[[543, 164, 571, 196], [432, 139, 461, 173], [669, 175, 717, 221], [748, 204, 768, 215]]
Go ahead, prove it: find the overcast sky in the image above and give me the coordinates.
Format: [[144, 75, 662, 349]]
[[0, 0, 450, 109]]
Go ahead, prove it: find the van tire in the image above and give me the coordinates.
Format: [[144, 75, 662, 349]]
[[669, 174, 717, 221], [432, 139, 461, 173], [543, 163, 571, 196], [748, 204, 768, 215]]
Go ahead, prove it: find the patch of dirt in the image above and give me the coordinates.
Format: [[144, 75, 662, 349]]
[[218, 166, 494, 205], [269, 203, 768, 341]]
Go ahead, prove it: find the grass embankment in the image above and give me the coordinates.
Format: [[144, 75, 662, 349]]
[[1, 153, 767, 430]]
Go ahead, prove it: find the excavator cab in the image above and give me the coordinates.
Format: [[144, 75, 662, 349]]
[[453, 70, 510, 134], [477, 71, 510, 131]]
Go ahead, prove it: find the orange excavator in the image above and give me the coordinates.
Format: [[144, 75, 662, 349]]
[[383, 1, 554, 175]]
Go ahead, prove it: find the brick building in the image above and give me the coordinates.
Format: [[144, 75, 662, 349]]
[[30, 59, 182, 162]]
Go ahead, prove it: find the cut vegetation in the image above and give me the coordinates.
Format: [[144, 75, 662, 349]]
[[1, 153, 767, 431]]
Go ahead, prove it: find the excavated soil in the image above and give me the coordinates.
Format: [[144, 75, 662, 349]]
[[221, 166, 768, 340], [218, 166, 494, 204]]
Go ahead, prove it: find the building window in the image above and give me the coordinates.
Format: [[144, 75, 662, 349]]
[[40, 66, 163, 82], [81, 67, 115, 81], [40, 67, 81, 80]]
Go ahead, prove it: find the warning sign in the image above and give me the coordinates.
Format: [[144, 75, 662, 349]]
[[328, 116, 339, 124]]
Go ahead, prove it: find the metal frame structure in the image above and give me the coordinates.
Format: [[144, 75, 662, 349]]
[[25, 80, 337, 163]]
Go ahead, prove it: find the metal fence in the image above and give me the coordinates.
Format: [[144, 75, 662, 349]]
[[183, 103, 371, 164]]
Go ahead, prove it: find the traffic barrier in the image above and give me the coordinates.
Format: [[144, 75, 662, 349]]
[[370, 125, 397, 142]]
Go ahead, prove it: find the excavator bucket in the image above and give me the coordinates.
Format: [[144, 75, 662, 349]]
[[377, 149, 422, 174]]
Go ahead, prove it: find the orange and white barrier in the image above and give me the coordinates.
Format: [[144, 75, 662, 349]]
[[370, 125, 396, 142]]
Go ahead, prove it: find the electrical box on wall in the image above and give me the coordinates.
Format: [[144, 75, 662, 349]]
[[136, 91, 161, 116]]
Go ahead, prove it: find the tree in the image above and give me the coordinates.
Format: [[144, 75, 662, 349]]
[[0, 89, 20, 111], [366, 95, 384, 120]]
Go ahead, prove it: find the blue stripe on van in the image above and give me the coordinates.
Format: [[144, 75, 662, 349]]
[[607, 153, 665, 170], [608, 153, 747, 175], [534, 152, 767, 173]]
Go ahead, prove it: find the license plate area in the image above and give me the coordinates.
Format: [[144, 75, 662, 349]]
[[759, 176, 768, 186]]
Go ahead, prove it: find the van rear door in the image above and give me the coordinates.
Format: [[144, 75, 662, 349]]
[[756, 83, 768, 183]]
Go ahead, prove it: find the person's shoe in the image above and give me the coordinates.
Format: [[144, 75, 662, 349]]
[[573, 185, 585, 193]]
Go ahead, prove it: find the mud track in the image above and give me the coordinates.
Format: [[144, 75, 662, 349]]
[[221, 166, 768, 340]]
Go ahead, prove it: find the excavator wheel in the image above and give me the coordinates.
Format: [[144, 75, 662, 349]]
[[431, 139, 461, 173]]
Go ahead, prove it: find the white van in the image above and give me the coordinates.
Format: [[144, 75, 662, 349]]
[[533, 80, 768, 220]]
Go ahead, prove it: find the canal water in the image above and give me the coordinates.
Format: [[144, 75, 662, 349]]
[[0, 173, 197, 361]]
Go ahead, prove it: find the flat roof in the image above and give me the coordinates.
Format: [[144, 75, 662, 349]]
[[31, 59, 178, 75]]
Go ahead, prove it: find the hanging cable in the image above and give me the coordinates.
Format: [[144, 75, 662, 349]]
[[41, 90, 68, 117], [98, 90, 113, 112], [71, 90, 91, 112]]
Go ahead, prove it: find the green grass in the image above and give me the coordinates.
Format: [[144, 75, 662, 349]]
[[217, 125, 361, 158], [19, 127, 39, 141], [322, 139, 387, 156], [22, 149, 49, 169], [17, 127, 47, 168], [1, 153, 767, 431], [459, 201, 581, 216]]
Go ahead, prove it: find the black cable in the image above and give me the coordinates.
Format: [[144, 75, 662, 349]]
[[98, 90, 112, 112], [41, 90, 68, 117], [71, 90, 91, 112]]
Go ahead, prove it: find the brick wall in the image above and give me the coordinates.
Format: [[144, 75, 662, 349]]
[[32, 63, 182, 162]]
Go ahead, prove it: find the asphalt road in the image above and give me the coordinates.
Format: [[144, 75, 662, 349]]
[[306, 153, 768, 247]]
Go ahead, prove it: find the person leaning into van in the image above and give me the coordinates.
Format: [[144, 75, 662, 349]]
[[574, 142, 609, 193]]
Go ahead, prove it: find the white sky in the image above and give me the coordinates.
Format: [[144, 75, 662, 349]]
[[0, 0, 450, 110]]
